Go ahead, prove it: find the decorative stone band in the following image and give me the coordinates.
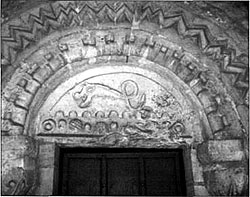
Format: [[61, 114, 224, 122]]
[[38, 110, 189, 142], [2, 29, 234, 138], [1, 1, 248, 100]]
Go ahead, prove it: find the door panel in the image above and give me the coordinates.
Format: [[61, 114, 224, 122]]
[[107, 158, 140, 195], [144, 157, 177, 195], [58, 148, 186, 196], [67, 158, 101, 195]]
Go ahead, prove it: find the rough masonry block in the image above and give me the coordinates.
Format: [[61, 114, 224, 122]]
[[11, 106, 27, 125], [25, 79, 40, 94], [14, 91, 33, 109], [204, 164, 248, 196], [38, 143, 56, 168], [194, 185, 209, 196], [32, 65, 52, 83], [198, 140, 244, 163], [207, 112, 224, 132], [208, 140, 244, 162], [198, 91, 218, 114]]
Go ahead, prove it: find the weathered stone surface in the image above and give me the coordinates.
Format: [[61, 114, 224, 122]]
[[1, 136, 37, 195], [237, 104, 249, 133], [1, 1, 248, 103], [25, 79, 40, 94], [191, 149, 204, 183], [32, 65, 53, 83], [2, 167, 28, 195], [1, 27, 244, 146], [35, 142, 56, 195], [35, 66, 203, 147], [208, 140, 244, 162], [204, 164, 249, 196], [197, 90, 218, 114], [1, 136, 37, 159], [1, 1, 248, 196], [194, 185, 210, 196], [36, 168, 54, 195], [11, 106, 27, 125], [207, 112, 225, 133], [38, 143, 55, 168], [14, 91, 33, 109], [190, 79, 204, 95], [1, 120, 24, 135], [197, 140, 245, 163]]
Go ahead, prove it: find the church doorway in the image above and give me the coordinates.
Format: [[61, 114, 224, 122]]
[[34, 64, 201, 196], [57, 148, 187, 196]]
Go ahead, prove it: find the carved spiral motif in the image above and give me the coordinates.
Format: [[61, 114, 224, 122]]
[[172, 122, 185, 133], [42, 119, 56, 132], [121, 80, 139, 98]]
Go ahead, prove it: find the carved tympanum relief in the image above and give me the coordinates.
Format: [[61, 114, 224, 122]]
[[37, 71, 198, 146]]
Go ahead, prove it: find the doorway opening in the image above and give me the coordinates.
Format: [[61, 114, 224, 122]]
[[56, 148, 187, 196]]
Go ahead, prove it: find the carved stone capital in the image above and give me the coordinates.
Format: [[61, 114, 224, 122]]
[[203, 164, 249, 196], [1, 136, 38, 195]]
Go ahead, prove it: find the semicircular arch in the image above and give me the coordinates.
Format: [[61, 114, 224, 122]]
[[1, 1, 248, 196]]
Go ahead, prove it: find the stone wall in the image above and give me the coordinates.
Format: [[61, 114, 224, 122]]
[[1, 1, 249, 196]]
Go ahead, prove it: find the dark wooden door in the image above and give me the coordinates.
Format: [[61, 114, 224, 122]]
[[58, 148, 186, 196]]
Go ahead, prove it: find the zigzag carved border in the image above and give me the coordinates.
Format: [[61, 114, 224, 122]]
[[1, 1, 249, 98]]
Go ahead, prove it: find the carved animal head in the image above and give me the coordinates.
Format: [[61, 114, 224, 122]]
[[72, 83, 96, 108]]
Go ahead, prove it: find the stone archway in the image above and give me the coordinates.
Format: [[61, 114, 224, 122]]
[[35, 63, 205, 196], [1, 1, 248, 196]]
